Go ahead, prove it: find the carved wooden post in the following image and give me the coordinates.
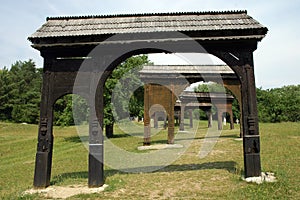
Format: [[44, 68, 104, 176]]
[[88, 72, 104, 187], [240, 52, 261, 177], [179, 103, 185, 131], [143, 84, 151, 145], [88, 115, 104, 187], [210, 49, 262, 178], [33, 57, 55, 188]]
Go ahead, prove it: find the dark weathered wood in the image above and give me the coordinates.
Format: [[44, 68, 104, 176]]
[[33, 57, 55, 188], [88, 118, 104, 187], [105, 124, 114, 138], [213, 49, 262, 177]]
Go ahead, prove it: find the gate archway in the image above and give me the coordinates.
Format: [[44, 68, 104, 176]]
[[28, 11, 268, 188]]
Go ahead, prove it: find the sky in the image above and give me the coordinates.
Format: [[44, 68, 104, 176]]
[[0, 0, 299, 89]]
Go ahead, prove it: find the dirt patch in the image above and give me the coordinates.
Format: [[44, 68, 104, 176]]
[[137, 143, 183, 151], [23, 184, 108, 199], [288, 136, 300, 139]]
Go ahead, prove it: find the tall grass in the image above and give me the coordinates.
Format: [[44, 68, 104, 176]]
[[0, 121, 299, 199]]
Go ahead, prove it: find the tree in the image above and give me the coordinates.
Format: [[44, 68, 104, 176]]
[[280, 85, 300, 122], [194, 82, 226, 93], [0, 68, 12, 120], [0, 60, 42, 123], [104, 55, 150, 137], [256, 85, 300, 123], [53, 94, 89, 126]]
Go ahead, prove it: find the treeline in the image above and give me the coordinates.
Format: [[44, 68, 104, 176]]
[[193, 82, 300, 123], [257, 85, 300, 122], [0, 60, 42, 123], [0, 59, 299, 125], [0, 57, 149, 126]]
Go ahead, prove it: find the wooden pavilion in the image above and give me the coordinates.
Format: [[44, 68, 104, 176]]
[[28, 11, 268, 188]]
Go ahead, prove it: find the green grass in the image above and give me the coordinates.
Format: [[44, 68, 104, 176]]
[[0, 121, 299, 199]]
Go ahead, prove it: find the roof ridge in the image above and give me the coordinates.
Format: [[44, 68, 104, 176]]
[[46, 10, 247, 21]]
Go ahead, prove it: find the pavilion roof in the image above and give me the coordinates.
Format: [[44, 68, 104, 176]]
[[28, 10, 267, 43], [139, 65, 234, 75]]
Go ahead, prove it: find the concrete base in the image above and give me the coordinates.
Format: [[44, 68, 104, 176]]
[[243, 172, 277, 184]]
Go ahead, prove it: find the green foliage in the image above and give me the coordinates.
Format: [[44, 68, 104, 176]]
[[0, 68, 12, 120], [54, 95, 74, 126], [104, 55, 150, 125], [194, 82, 226, 93], [193, 109, 208, 120], [0, 60, 41, 123], [53, 95, 89, 126], [0, 57, 149, 126], [231, 98, 240, 121], [257, 85, 300, 122]]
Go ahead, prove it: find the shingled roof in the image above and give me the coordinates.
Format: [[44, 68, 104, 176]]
[[139, 65, 238, 82], [28, 10, 267, 43], [139, 65, 234, 74]]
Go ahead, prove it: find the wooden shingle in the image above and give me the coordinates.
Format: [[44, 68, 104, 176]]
[[29, 10, 267, 44]]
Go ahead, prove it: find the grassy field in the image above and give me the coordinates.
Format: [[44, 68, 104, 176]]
[[0, 121, 299, 199]]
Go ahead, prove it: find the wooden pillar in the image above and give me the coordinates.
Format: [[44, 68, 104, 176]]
[[154, 112, 158, 129], [143, 84, 151, 145], [240, 53, 261, 178], [163, 113, 167, 129], [208, 48, 263, 178], [105, 124, 114, 138], [34, 58, 55, 188], [89, 73, 104, 187], [217, 109, 223, 130], [239, 111, 243, 138], [179, 103, 185, 131], [189, 109, 193, 128], [167, 85, 175, 144], [206, 109, 212, 128], [88, 117, 104, 187], [229, 108, 234, 130]]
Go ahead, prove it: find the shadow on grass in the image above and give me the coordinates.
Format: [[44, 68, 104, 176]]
[[63, 133, 141, 143], [114, 161, 237, 175], [51, 171, 88, 185], [158, 161, 237, 173], [63, 132, 240, 146], [50, 161, 237, 185], [64, 136, 89, 143], [151, 133, 239, 144]]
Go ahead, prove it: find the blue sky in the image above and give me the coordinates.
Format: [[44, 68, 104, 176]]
[[0, 0, 299, 88]]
